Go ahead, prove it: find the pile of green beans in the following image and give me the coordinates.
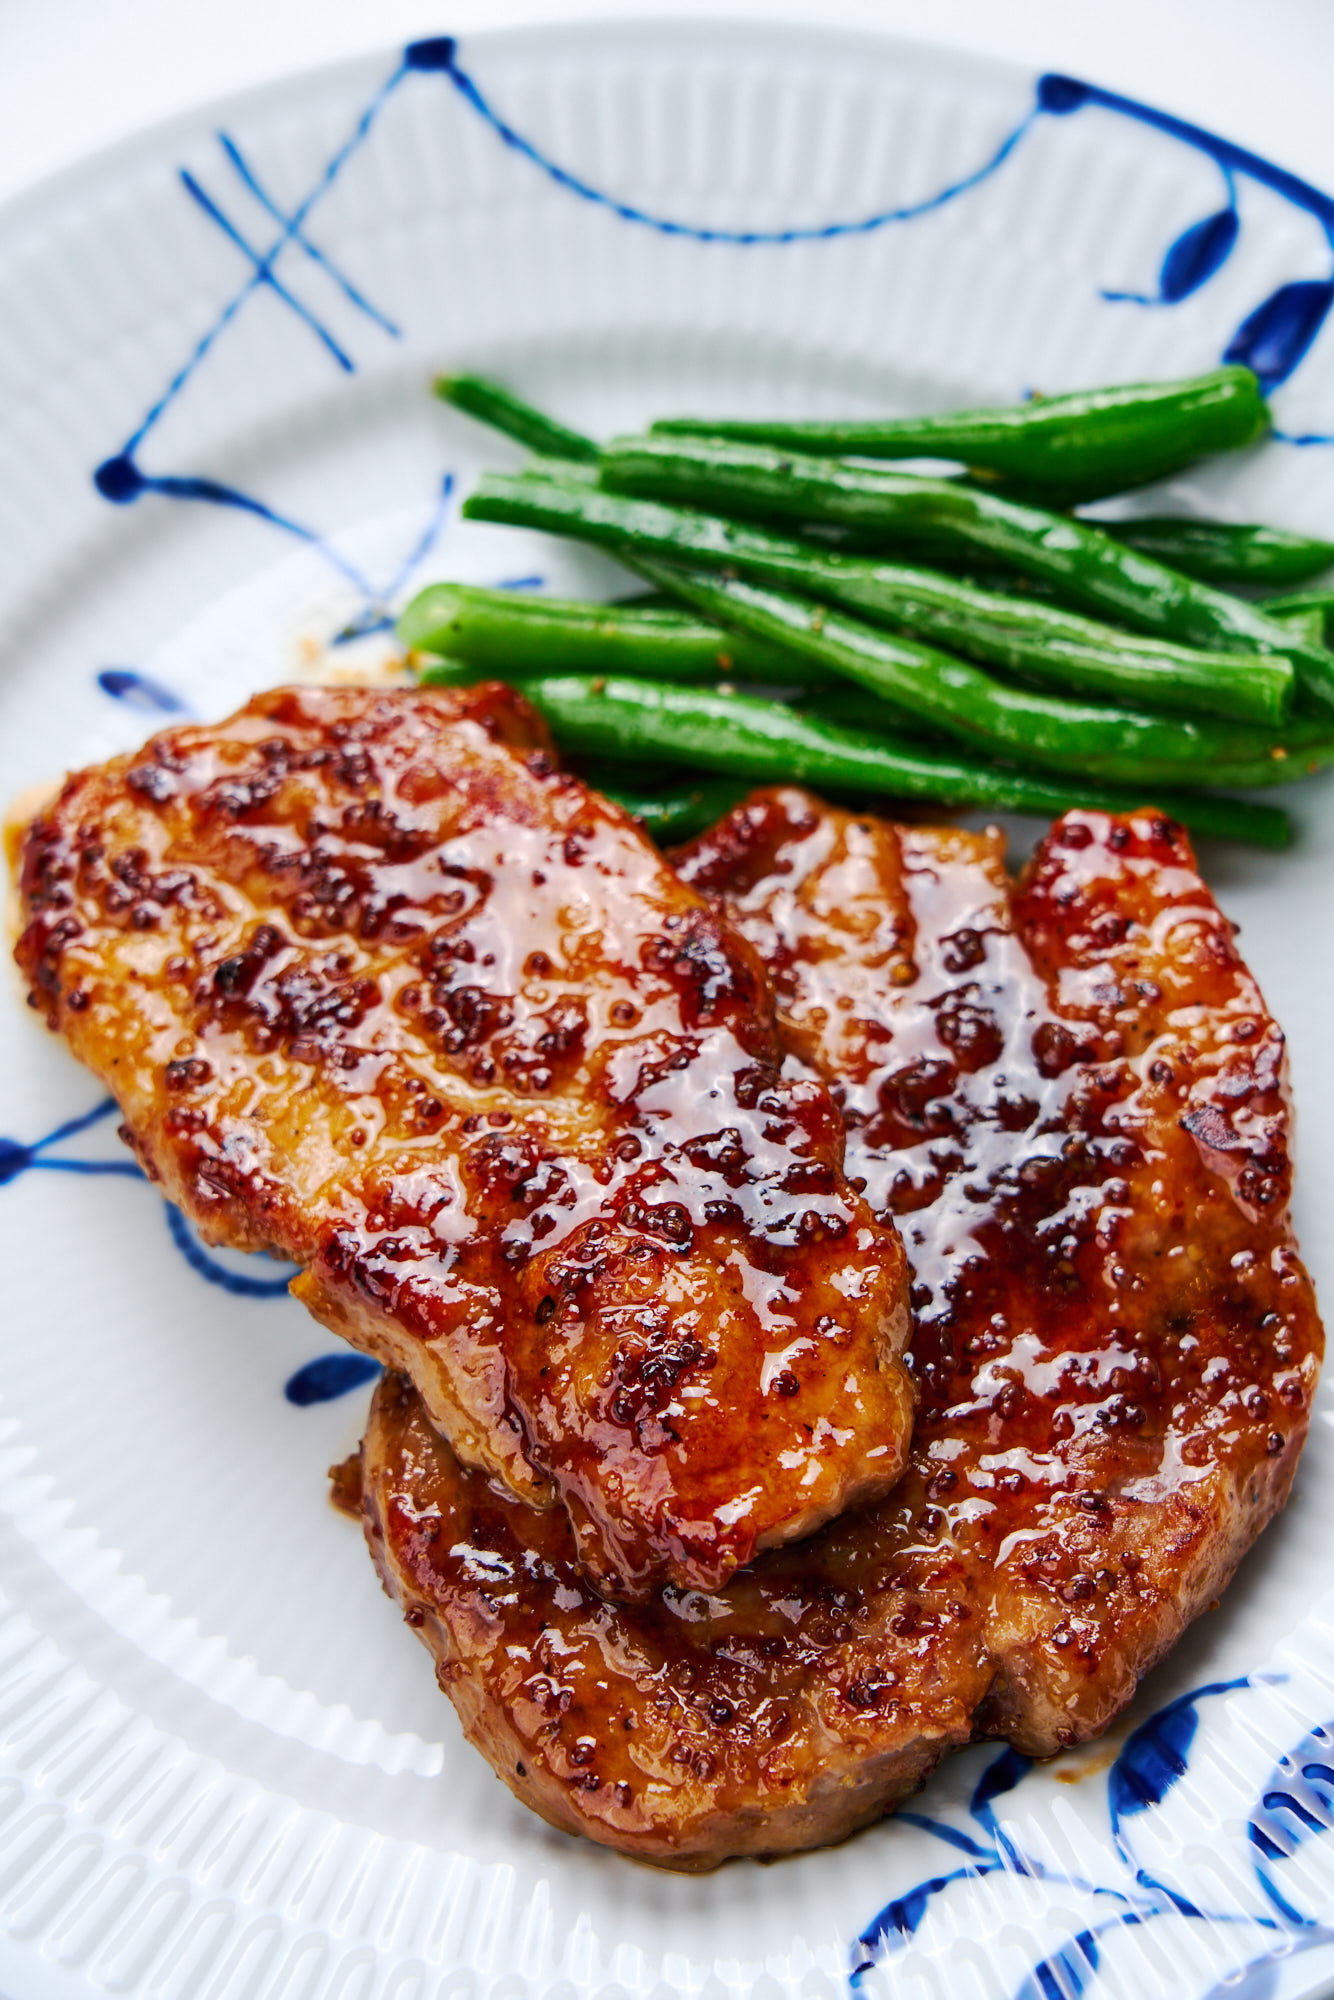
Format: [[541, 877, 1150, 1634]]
[[597, 432, 1334, 715], [397, 369, 1334, 848], [500, 673, 1290, 848], [627, 558, 1334, 789], [460, 474, 1296, 725]]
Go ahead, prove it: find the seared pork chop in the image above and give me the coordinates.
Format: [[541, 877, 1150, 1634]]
[[14, 695, 912, 1600], [358, 798, 1321, 1868]]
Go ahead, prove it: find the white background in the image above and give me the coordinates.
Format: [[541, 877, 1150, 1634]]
[[3, 0, 1334, 209]]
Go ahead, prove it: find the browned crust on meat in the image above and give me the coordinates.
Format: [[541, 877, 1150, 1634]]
[[361, 1372, 957, 1871], [12, 693, 912, 1600], [357, 794, 1321, 1868]]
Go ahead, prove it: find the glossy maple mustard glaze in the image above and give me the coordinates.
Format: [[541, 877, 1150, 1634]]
[[360, 792, 1321, 1869], [13, 695, 912, 1600]]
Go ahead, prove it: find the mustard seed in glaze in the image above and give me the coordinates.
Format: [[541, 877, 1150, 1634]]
[[360, 792, 1321, 1870], [14, 688, 914, 1603]]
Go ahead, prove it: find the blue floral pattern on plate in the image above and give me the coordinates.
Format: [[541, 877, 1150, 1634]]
[[87, 37, 1334, 563], [854, 1675, 1334, 1998], [7, 33, 1334, 1995]]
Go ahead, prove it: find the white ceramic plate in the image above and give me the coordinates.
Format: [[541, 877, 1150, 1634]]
[[3, 21, 1334, 1999]]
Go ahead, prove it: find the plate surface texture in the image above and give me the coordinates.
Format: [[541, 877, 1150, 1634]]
[[2, 23, 1334, 1999]]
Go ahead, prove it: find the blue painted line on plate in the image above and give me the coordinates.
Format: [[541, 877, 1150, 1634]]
[[163, 1202, 298, 1297], [215, 129, 401, 338], [285, 1352, 382, 1404], [0, 1098, 143, 1187], [98, 668, 188, 713]]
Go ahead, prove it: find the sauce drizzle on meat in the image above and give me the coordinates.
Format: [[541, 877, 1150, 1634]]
[[359, 791, 1321, 1869]]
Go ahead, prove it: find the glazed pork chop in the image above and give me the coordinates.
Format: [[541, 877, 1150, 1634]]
[[358, 797, 1321, 1868], [14, 693, 913, 1600]]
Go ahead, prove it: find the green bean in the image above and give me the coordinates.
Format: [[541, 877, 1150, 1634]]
[[414, 656, 487, 687], [465, 465, 812, 564], [1209, 739, 1334, 788], [598, 433, 1334, 715], [398, 581, 824, 687], [1269, 605, 1328, 650], [771, 560, 1286, 725], [651, 369, 1268, 503], [462, 470, 1294, 725], [579, 768, 750, 839], [1262, 587, 1334, 644], [1106, 518, 1334, 586], [610, 589, 678, 610], [433, 373, 598, 461], [631, 558, 1315, 787], [506, 673, 1289, 848], [527, 454, 601, 484], [979, 565, 1330, 654], [847, 575, 1290, 724], [805, 687, 1334, 791]]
